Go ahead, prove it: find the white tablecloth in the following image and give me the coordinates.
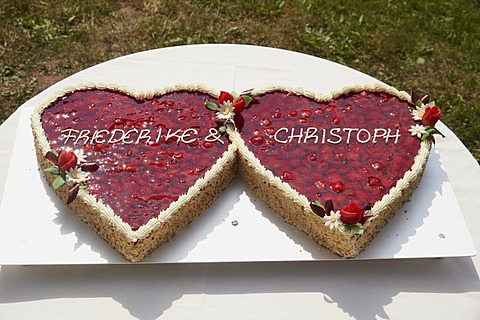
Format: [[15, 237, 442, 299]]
[[0, 44, 479, 319]]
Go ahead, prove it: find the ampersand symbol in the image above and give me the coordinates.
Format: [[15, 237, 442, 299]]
[[205, 128, 224, 144]]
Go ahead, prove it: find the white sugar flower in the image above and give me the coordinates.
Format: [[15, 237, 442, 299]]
[[411, 104, 427, 121], [74, 149, 87, 164], [324, 210, 342, 230], [216, 101, 235, 120], [409, 124, 427, 138], [66, 167, 90, 185]]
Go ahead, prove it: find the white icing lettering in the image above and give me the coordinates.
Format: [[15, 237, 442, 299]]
[[181, 128, 198, 144], [61, 129, 79, 144], [136, 129, 152, 144], [356, 129, 371, 144], [75, 129, 91, 145], [304, 127, 318, 143], [122, 129, 138, 144], [321, 128, 326, 144], [327, 128, 342, 144], [108, 129, 125, 144], [205, 128, 224, 144], [91, 129, 109, 144], [272, 126, 400, 145], [274, 127, 288, 144], [57, 127, 208, 146], [387, 128, 401, 144], [343, 128, 359, 144], [155, 128, 163, 144], [165, 129, 183, 144], [372, 128, 387, 144], [287, 127, 304, 143]]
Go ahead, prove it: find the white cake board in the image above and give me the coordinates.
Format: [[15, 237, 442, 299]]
[[0, 107, 475, 265]]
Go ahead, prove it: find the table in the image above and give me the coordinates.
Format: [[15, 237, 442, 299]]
[[1, 44, 479, 319]]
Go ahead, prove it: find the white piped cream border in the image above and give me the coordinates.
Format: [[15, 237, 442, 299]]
[[31, 82, 432, 247], [31, 83, 236, 243], [230, 83, 431, 236]]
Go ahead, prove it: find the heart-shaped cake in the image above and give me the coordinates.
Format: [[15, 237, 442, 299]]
[[31, 83, 441, 261], [31, 84, 238, 262], [230, 85, 437, 258]]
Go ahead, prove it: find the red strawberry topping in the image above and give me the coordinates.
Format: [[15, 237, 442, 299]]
[[240, 90, 420, 211], [41, 89, 230, 231]]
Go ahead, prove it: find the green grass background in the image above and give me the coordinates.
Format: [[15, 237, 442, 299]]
[[1, 0, 479, 161]]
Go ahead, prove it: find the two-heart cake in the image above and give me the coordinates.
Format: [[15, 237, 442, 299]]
[[31, 83, 443, 262]]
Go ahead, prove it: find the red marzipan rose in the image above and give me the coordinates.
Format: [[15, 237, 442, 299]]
[[217, 91, 245, 114], [57, 151, 78, 172], [421, 106, 441, 127], [217, 91, 234, 105], [232, 96, 245, 114], [339, 201, 364, 225]]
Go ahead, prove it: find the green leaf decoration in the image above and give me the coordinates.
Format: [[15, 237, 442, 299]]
[[313, 199, 325, 209], [45, 166, 61, 175], [241, 95, 253, 108], [421, 127, 440, 141], [79, 184, 88, 189], [219, 125, 227, 133], [50, 149, 59, 157], [351, 225, 365, 235], [231, 91, 240, 101], [52, 175, 66, 190], [205, 101, 218, 111], [342, 224, 364, 235], [426, 127, 437, 133]]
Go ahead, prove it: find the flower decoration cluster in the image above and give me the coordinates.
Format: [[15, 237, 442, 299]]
[[310, 199, 375, 235], [307, 91, 444, 236], [408, 91, 444, 142], [205, 90, 253, 133], [44, 149, 99, 204]]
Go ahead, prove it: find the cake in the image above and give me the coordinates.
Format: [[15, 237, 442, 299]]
[[31, 84, 238, 262], [230, 85, 441, 258], [31, 82, 443, 261]]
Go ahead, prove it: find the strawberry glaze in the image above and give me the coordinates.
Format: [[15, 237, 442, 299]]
[[41, 89, 230, 231], [241, 90, 421, 209]]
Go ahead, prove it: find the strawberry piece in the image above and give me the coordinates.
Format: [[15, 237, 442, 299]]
[[367, 176, 381, 186], [330, 182, 345, 193]]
